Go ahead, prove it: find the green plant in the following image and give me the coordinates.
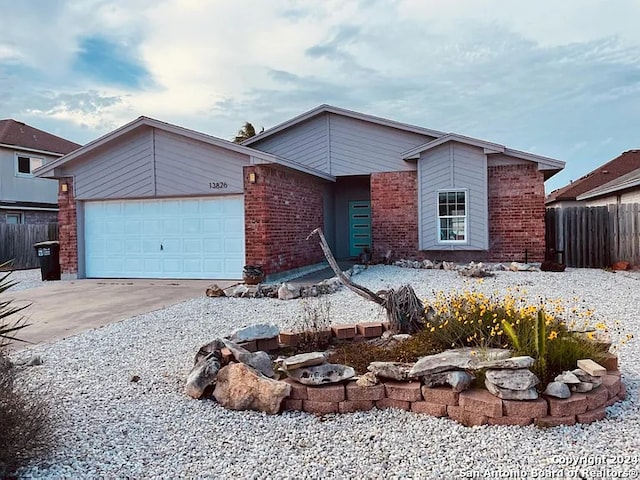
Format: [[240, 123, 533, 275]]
[[423, 286, 627, 387], [0, 266, 30, 348]]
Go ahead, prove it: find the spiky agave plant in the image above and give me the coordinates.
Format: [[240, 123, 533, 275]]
[[0, 261, 30, 347]]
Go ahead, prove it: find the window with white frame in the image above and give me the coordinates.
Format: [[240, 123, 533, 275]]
[[437, 190, 467, 243], [16, 154, 45, 176]]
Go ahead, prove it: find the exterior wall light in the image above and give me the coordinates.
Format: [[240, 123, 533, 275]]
[[248, 172, 257, 184], [61, 183, 68, 192]]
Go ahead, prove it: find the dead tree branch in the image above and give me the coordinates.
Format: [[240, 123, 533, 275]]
[[307, 228, 425, 333]]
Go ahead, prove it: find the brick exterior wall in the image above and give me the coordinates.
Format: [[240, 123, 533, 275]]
[[370, 166, 546, 263], [57, 177, 78, 275], [487, 164, 546, 262], [244, 165, 326, 275], [370, 171, 419, 260]]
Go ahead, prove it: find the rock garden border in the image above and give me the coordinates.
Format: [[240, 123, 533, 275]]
[[186, 322, 626, 428]]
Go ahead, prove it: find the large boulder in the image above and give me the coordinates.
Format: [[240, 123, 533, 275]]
[[485, 369, 539, 391], [282, 352, 326, 371], [213, 363, 291, 414], [222, 340, 275, 378], [185, 350, 223, 399], [368, 362, 414, 381], [485, 380, 538, 400], [286, 363, 356, 385], [229, 324, 280, 343], [477, 356, 534, 370], [193, 339, 225, 366], [422, 370, 475, 393], [409, 348, 511, 377], [544, 381, 571, 399], [278, 283, 300, 300]]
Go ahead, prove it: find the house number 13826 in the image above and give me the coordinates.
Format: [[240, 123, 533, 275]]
[[209, 181, 228, 189]]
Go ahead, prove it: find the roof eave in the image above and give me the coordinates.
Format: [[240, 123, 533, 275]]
[[35, 116, 279, 178], [401, 133, 506, 160], [244, 104, 445, 146], [0, 143, 68, 157], [577, 178, 640, 200]]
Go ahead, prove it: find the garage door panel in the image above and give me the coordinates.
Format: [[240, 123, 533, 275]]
[[106, 220, 125, 234], [203, 218, 223, 234], [144, 258, 162, 272], [224, 238, 243, 253], [183, 239, 202, 254], [124, 201, 143, 215], [181, 200, 201, 214], [182, 218, 201, 234], [125, 239, 142, 254], [142, 239, 160, 254], [85, 196, 244, 279], [183, 258, 203, 272], [224, 217, 243, 233], [161, 220, 181, 235], [204, 258, 223, 272], [143, 219, 162, 234], [162, 201, 181, 215], [124, 258, 143, 272]]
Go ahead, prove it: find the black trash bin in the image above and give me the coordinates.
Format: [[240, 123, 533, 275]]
[[33, 241, 61, 281]]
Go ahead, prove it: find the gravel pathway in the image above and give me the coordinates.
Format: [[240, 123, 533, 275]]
[[4, 269, 44, 292], [9, 266, 640, 479]]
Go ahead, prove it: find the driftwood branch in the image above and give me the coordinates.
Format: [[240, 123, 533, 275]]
[[306, 228, 384, 305], [307, 228, 425, 334]]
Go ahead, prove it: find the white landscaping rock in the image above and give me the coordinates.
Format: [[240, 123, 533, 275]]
[[228, 324, 280, 343], [6, 265, 640, 479]]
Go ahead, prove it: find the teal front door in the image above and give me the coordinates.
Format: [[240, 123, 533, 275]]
[[349, 201, 372, 257]]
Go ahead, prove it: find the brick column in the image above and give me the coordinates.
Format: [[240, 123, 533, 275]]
[[57, 177, 78, 276], [243, 165, 325, 275], [488, 164, 546, 262]]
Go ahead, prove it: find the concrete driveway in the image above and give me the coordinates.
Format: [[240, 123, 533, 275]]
[[7, 278, 237, 349]]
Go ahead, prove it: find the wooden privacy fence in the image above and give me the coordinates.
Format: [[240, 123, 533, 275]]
[[546, 204, 640, 268], [0, 223, 59, 270]]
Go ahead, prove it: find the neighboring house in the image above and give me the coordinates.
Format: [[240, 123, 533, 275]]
[[0, 119, 81, 224], [546, 150, 640, 208], [576, 167, 640, 206], [36, 105, 564, 280]]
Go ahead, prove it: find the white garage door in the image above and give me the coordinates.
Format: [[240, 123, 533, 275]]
[[84, 196, 244, 279]]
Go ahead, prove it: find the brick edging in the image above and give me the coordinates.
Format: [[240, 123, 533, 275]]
[[274, 323, 623, 427], [281, 373, 625, 427]]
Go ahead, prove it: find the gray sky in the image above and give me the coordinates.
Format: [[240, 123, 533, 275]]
[[2, 0, 639, 192]]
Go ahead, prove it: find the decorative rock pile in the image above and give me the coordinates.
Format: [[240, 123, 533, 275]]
[[205, 265, 367, 299], [392, 259, 541, 276], [185, 323, 626, 427]]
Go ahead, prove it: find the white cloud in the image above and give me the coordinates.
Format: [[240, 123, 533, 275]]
[[1, 0, 640, 190]]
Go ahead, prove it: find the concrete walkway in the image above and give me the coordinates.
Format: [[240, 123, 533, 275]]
[[7, 278, 237, 349]]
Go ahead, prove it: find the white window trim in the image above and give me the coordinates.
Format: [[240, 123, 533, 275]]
[[436, 188, 469, 245], [15, 153, 45, 177]]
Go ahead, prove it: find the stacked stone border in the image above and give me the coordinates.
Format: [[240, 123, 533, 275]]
[[232, 321, 626, 427]]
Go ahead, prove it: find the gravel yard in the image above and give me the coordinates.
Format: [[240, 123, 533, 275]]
[[9, 266, 640, 479]]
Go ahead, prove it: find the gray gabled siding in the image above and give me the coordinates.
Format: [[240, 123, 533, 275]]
[[69, 128, 154, 200], [419, 143, 488, 250], [154, 130, 248, 196], [250, 113, 435, 176], [63, 127, 250, 200], [248, 114, 329, 172], [328, 114, 433, 176]]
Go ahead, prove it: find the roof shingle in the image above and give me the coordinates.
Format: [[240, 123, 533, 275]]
[[0, 119, 81, 155], [546, 150, 640, 204]]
